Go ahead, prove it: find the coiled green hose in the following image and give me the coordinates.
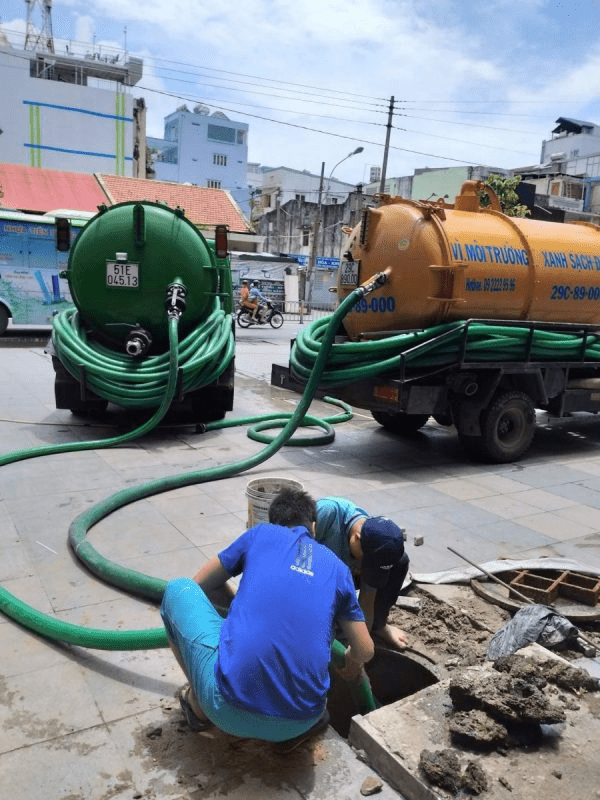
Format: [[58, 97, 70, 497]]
[[290, 317, 600, 385], [51, 300, 235, 407]]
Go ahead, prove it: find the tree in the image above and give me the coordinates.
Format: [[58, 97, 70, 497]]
[[480, 174, 530, 218]]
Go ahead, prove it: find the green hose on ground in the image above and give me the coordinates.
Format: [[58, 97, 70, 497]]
[[0, 278, 388, 713]]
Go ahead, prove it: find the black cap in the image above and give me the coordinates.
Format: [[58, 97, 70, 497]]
[[360, 516, 405, 588]]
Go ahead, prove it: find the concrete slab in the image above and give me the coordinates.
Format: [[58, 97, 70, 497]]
[[349, 645, 600, 800]]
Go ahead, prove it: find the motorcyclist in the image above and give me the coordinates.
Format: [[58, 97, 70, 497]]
[[239, 280, 257, 319], [248, 282, 270, 323]]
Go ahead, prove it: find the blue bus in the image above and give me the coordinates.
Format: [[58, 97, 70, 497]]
[[0, 208, 94, 334]]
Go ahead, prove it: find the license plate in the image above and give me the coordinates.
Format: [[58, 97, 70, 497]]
[[106, 261, 139, 288], [339, 260, 359, 286]]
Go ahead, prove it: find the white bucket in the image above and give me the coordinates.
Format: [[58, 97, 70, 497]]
[[246, 477, 304, 527]]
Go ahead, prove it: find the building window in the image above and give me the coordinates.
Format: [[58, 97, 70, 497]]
[[237, 129, 246, 145], [207, 179, 222, 189], [302, 229, 310, 247], [295, 194, 305, 202], [208, 124, 235, 143], [213, 154, 228, 166]]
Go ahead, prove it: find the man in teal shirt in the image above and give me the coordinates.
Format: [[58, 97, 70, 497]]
[[316, 497, 409, 650]]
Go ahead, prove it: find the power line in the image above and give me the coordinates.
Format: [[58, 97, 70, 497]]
[[140, 84, 482, 165]]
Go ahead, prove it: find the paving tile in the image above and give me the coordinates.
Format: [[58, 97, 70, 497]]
[[519, 533, 600, 570], [0, 660, 103, 753], [543, 482, 600, 509], [0, 724, 132, 800], [0, 574, 54, 620], [0, 541, 33, 582], [429, 477, 493, 500], [429, 498, 503, 528], [174, 512, 246, 548], [468, 494, 542, 520], [508, 488, 578, 511], [468, 473, 533, 494], [503, 464, 594, 488], [555, 504, 600, 531], [474, 519, 557, 559], [88, 501, 194, 561], [517, 511, 596, 540], [119, 546, 205, 582], [1, 614, 67, 677]]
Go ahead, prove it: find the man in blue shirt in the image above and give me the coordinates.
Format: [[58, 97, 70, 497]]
[[248, 281, 269, 322], [160, 487, 373, 752], [316, 497, 410, 651]]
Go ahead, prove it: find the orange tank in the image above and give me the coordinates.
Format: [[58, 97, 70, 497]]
[[338, 181, 600, 341]]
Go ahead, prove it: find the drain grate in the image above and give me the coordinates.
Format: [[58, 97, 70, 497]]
[[507, 570, 600, 606]]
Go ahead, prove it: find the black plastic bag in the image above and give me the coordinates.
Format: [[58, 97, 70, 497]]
[[487, 604, 579, 661]]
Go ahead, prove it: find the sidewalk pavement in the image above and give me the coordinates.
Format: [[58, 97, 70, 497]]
[[2, 341, 600, 800]]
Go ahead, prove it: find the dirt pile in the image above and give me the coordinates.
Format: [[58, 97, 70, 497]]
[[389, 590, 508, 668], [418, 652, 600, 796]]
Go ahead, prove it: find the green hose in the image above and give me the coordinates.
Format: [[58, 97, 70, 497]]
[[52, 300, 235, 407], [0, 279, 385, 713], [290, 317, 600, 385], [0, 312, 184, 468]]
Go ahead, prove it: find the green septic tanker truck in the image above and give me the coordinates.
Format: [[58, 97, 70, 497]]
[[273, 182, 600, 463], [49, 201, 235, 421]]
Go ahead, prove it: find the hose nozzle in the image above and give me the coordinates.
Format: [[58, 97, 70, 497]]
[[124, 325, 153, 358], [360, 267, 392, 296], [165, 281, 187, 320]]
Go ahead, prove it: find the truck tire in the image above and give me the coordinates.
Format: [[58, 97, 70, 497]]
[[459, 390, 535, 463], [372, 410, 430, 434]]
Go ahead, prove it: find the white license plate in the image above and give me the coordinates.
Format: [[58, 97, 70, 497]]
[[106, 261, 139, 288], [339, 260, 359, 286]]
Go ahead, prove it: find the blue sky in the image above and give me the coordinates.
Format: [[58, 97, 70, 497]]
[[2, 0, 600, 187]]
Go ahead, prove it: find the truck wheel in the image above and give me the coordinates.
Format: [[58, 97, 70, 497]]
[[460, 390, 535, 463], [372, 410, 430, 434]]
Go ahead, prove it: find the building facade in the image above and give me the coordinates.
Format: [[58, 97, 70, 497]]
[[0, 31, 144, 178], [148, 105, 249, 212]]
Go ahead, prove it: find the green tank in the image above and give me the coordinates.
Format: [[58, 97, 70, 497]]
[[66, 201, 218, 350]]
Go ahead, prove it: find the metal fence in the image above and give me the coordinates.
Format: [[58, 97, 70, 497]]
[[280, 301, 337, 322]]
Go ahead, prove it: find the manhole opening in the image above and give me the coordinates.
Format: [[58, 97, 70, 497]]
[[327, 647, 439, 738]]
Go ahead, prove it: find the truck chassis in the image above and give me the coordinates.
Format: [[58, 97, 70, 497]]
[[272, 318, 600, 463]]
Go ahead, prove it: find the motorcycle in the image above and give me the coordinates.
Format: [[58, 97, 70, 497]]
[[237, 301, 284, 329]]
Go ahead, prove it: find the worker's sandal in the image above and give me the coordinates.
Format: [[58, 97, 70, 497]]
[[177, 685, 212, 732]]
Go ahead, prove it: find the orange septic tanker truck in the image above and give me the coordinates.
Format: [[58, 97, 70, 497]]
[[273, 181, 600, 462]]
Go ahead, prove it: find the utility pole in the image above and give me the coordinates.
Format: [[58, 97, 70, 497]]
[[275, 189, 281, 254], [304, 161, 325, 308], [378, 96, 394, 194]]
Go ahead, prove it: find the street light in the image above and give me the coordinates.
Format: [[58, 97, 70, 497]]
[[328, 146, 364, 182], [303, 146, 364, 313]]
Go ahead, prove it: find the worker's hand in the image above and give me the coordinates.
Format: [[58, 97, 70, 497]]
[[336, 646, 367, 683]]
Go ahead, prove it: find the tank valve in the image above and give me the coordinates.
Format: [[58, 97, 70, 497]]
[[165, 281, 187, 320], [125, 326, 153, 358]]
